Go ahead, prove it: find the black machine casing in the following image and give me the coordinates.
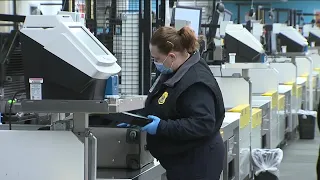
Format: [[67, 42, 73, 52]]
[[308, 32, 320, 46], [20, 33, 106, 100], [277, 33, 308, 53], [264, 24, 308, 54], [224, 33, 265, 63]]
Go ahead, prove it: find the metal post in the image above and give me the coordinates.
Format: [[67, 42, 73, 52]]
[[293, 10, 297, 27], [234, 125, 240, 180], [307, 56, 314, 110], [139, 0, 152, 95], [89, 133, 97, 180], [242, 69, 253, 178], [289, 10, 292, 26], [86, 0, 91, 19], [155, 0, 159, 26], [139, 0, 143, 95], [62, 0, 69, 11], [72, 0, 75, 12], [237, 4, 241, 24], [73, 113, 90, 180], [291, 56, 298, 138], [13, 0, 17, 30], [93, 0, 97, 35]]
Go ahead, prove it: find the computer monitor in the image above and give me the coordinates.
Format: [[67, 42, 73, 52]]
[[308, 28, 320, 46], [224, 24, 266, 63], [277, 26, 308, 52], [173, 6, 202, 37], [20, 15, 121, 100]]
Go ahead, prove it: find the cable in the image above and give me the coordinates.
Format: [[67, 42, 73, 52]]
[[8, 89, 26, 130]]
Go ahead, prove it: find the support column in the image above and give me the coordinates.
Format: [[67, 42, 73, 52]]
[[139, 0, 152, 95]]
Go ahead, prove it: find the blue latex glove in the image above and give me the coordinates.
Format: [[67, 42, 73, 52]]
[[141, 115, 161, 135], [117, 123, 131, 128], [117, 123, 141, 129]]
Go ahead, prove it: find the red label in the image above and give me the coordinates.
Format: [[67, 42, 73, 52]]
[[81, 13, 84, 18]]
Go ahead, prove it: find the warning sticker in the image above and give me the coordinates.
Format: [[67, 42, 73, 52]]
[[29, 78, 43, 100]]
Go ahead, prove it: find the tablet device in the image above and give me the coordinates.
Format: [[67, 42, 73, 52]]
[[102, 112, 152, 127]]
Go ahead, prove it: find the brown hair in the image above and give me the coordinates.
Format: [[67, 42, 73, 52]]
[[150, 26, 198, 54]]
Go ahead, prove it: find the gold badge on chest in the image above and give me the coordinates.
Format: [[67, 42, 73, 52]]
[[158, 92, 168, 105]]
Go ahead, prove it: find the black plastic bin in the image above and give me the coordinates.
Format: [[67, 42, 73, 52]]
[[254, 171, 279, 180], [298, 113, 316, 139]]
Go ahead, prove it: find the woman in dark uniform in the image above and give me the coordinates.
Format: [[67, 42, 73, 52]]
[[120, 26, 225, 180]]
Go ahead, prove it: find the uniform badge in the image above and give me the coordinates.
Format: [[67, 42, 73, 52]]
[[158, 92, 168, 105]]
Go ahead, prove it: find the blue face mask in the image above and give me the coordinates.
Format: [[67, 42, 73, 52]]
[[153, 56, 173, 74]]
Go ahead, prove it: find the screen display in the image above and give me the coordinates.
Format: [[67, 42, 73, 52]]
[[69, 27, 108, 56], [174, 7, 201, 37]]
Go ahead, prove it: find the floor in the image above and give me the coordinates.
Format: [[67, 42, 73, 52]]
[[279, 129, 319, 180]]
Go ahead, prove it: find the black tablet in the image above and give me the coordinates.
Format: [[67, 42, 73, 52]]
[[102, 112, 152, 127]]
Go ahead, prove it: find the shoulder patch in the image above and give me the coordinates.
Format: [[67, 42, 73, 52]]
[[158, 92, 168, 105]]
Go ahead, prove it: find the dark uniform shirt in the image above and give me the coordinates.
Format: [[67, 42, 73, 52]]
[[139, 51, 225, 158]]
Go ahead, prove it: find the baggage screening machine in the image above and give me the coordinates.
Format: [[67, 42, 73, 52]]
[[218, 23, 279, 149], [267, 23, 316, 111], [270, 63, 297, 140], [265, 23, 313, 138], [303, 25, 320, 107], [1, 15, 166, 180], [211, 24, 276, 180], [215, 77, 249, 180]]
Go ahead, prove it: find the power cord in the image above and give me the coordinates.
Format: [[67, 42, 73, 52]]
[[8, 89, 26, 130]]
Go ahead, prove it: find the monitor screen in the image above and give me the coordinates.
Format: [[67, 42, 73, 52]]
[[174, 6, 202, 37], [69, 27, 108, 56]]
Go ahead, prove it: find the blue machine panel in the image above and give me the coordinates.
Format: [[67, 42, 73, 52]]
[[105, 75, 119, 98]]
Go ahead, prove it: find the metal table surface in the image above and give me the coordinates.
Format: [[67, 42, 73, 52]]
[[97, 162, 165, 180]]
